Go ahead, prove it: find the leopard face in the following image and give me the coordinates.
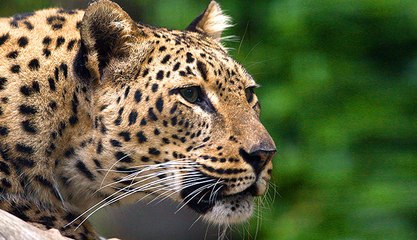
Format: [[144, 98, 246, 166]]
[[80, 1, 276, 225]]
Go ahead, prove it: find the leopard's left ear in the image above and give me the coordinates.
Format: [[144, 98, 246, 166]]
[[186, 1, 232, 41], [80, 0, 146, 80]]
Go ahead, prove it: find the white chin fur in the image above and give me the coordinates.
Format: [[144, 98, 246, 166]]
[[202, 194, 254, 224]]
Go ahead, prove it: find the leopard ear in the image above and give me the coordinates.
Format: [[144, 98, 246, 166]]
[[186, 1, 232, 41], [80, 0, 144, 80]]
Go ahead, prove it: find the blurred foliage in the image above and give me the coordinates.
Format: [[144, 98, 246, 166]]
[[2, 0, 417, 239]]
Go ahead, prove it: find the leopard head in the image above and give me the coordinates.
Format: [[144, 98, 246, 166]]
[[79, 0, 275, 225]]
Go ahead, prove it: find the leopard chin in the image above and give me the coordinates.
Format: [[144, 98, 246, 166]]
[[203, 193, 254, 224]]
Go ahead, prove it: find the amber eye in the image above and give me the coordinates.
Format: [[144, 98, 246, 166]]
[[245, 87, 255, 103], [179, 86, 201, 103]]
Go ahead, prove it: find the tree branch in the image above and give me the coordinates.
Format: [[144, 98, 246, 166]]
[[0, 209, 71, 240]]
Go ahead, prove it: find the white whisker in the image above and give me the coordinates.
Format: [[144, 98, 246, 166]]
[[209, 178, 223, 204], [100, 152, 133, 189], [189, 215, 203, 230]]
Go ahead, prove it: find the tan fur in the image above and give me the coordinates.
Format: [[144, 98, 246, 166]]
[[0, 1, 275, 239]]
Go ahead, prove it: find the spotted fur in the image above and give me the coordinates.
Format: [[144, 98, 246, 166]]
[[0, 1, 275, 239]]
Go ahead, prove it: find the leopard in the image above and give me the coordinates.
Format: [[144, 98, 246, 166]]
[[0, 0, 276, 239]]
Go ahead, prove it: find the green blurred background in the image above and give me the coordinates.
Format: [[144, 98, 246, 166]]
[[1, 0, 417, 239]]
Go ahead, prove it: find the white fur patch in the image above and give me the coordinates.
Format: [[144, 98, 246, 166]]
[[203, 194, 254, 224]]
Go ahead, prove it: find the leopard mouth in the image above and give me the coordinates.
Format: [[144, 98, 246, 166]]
[[180, 179, 258, 224]]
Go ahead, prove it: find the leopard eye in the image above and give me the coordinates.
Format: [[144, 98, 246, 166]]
[[179, 86, 201, 103], [245, 87, 255, 103]]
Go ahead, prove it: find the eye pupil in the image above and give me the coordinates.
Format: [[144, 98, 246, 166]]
[[179, 87, 200, 103], [185, 89, 193, 97]]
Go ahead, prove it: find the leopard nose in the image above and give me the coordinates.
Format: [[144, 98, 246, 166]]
[[239, 147, 276, 175]]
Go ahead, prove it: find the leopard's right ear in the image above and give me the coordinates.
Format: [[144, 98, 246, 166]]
[[79, 0, 147, 81]]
